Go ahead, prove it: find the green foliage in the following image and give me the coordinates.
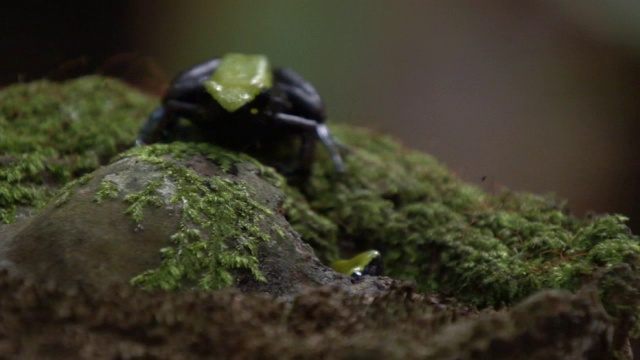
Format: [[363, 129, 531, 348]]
[[0, 76, 155, 223], [125, 143, 274, 291], [289, 125, 640, 307]]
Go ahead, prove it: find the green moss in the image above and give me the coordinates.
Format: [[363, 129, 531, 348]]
[[281, 187, 339, 262], [4, 75, 640, 320], [0, 76, 155, 223], [290, 125, 640, 308], [93, 180, 120, 204], [123, 179, 165, 223], [53, 173, 94, 207], [113, 143, 275, 291]]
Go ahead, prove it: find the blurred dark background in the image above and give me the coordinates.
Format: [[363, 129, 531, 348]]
[[3, 1, 640, 231]]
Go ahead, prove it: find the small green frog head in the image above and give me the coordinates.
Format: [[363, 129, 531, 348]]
[[330, 250, 383, 279]]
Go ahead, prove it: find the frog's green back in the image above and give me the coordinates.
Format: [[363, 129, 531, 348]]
[[204, 53, 273, 112]]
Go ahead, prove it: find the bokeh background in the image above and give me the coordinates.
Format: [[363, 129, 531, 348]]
[[4, 1, 640, 231]]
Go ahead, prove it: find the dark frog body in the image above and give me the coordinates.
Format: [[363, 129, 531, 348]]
[[137, 53, 344, 177]]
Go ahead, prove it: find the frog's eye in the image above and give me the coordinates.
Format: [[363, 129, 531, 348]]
[[203, 53, 273, 112]]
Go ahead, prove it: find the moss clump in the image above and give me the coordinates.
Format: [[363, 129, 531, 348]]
[[3, 75, 640, 318], [281, 188, 339, 262], [0, 76, 155, 223], [107, 143, 277, 291], [92, 179, 120, 204], [291, 125, 640, 307]]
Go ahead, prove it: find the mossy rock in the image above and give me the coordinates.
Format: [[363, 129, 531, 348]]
[[2, 142, 401, 297], [301, 125, 640, 309], [1, 76, 640, 330]]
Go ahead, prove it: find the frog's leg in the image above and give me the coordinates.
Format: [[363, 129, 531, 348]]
[[136, 106, 172, 145], [136, 101, 207, 145], [273, 113, 345, 173]]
